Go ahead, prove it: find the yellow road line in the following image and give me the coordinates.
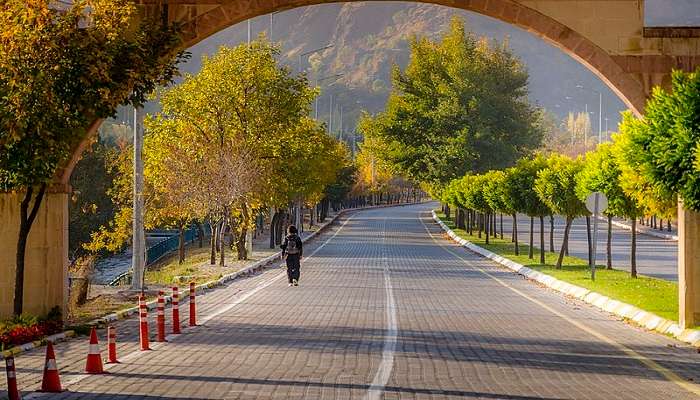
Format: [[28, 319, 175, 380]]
[[419, 212, 700, 397]]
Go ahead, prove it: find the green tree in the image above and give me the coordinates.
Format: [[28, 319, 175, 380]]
[[619, 69, 700, 211], [0, 0, 184, 316], [460, 175, 494, 243], [69, 139, 117, 260], [507, 156, 551, 263], [535, 154, 588, 269], [576, 143, 643, 276], [358, 17, 542, 185]]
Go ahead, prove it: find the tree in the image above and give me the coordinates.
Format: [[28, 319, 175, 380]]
[[0, 0, 184, 316], [507, 156, 551, 263], [145, 39, 315, 264], [358, 17, 542, 186], [535, 154, 588, 269], [619, 69, 700, 211], [69, 139, 118, 261], [460, 175, 493, 243], [577, 143, 643, 276]]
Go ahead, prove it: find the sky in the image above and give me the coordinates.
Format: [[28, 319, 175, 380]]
[[646, 0, 700, 26]]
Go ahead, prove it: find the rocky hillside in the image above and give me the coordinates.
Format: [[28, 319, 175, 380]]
[[179, 2, 627, 139]]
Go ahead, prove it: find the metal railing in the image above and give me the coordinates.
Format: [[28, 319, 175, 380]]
[[108, 225, 210, 286]]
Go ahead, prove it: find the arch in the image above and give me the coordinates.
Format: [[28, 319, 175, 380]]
[[174, 0, 648, 115]]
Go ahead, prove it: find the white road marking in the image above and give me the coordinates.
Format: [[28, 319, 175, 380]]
[[419, 211, 700, 397], [365, 218, 398, 400], [27, 214, 356, 398]]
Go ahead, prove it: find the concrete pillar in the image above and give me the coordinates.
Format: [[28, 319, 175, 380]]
[[678, 201, 700, 328], [0, 190, 68, 318]]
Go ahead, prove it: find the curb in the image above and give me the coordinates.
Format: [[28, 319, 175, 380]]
[[1, 330, 75, 360], [432, 211, 700, 349], [1, 202, 421, 360], [607, 218, 678, 241]]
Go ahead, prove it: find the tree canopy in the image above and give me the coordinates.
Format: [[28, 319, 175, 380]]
[[357, 17, 543, 185], [617, 69, 699, 211]]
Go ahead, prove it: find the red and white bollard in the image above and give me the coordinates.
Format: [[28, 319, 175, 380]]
[[157, 291, 166, 342], [189, 282, 196, 327], [106, 326, 118, 363], [5, 356, 21, 400], [138, 295, 150, 351], [172, 286, 181, 334]]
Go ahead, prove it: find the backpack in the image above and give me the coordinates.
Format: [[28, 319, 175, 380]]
[[286, 235, 300, 255]]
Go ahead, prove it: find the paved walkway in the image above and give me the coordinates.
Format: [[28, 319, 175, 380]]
[[3, 204, 699, 399]]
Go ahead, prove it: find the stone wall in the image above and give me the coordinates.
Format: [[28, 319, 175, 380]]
[[0, 191, 68, 318]]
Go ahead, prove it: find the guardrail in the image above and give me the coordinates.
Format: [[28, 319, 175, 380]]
[[109, 225, 210, 286]]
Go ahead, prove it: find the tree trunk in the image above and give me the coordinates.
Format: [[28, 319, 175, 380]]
[[528, 216, 534, 259], [219, 217, 227, 267], [14, 184, 46, 316], [275, 211, 285, 245], [485, 212, 490, 244], [556, 217, 573, 269], [607, 214, 613, 270], [500, 214, 503, 240], [478, 213, 482, 238], [493, 213, 498, 238], [539, 216, 545, 264], [512, 214, 519, 256], [631, 219, 637, 278], [585, 215, 592, 266], [178, 225, 185, 264], [196, 222, 204, 248], [269, 211, 278, 249], [549, 215, 555, 253], [210, 222, 217, 265], [237, 204, 250, 260]]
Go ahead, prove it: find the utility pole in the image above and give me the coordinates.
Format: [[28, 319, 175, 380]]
[[584, 103, 588, 151], [328, 94, 333, 134], [247, 20, 251, 45], [598, 91, 603, 144], [131, 106, 145, 292], [339, 105, 343, 141], [269, 13, 274, 41], [352, 129, 356, 158]]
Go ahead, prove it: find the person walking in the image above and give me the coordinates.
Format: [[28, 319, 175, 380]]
[[281, 225, 303, 286]]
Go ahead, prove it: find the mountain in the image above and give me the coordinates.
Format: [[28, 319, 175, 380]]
[[177, 2, 628, 141]]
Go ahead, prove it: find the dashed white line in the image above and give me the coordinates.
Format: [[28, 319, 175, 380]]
[[365, 218, 398, 400]]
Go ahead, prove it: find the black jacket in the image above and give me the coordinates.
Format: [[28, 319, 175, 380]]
[[281, 234, 303, 257]]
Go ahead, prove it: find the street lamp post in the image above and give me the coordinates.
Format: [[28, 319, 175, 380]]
[[298, 44, 334, 74], [576, 84, 603, 145], [131, 106, 145, 292]]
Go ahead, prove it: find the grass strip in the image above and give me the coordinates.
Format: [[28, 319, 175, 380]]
[[436, 211, 679, 322]]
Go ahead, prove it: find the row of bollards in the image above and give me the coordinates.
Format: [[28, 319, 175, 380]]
[[4, 282, 197, 398]]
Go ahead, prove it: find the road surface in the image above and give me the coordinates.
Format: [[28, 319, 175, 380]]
[[5, 204, 699, 399]]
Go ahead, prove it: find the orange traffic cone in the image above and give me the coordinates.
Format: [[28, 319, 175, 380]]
[[39, 342, 63, 392], [85, 327, 105, 374], [189, 282, 196, 327], [5, 356, 21, 400], [106, 325, 118, 363]]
